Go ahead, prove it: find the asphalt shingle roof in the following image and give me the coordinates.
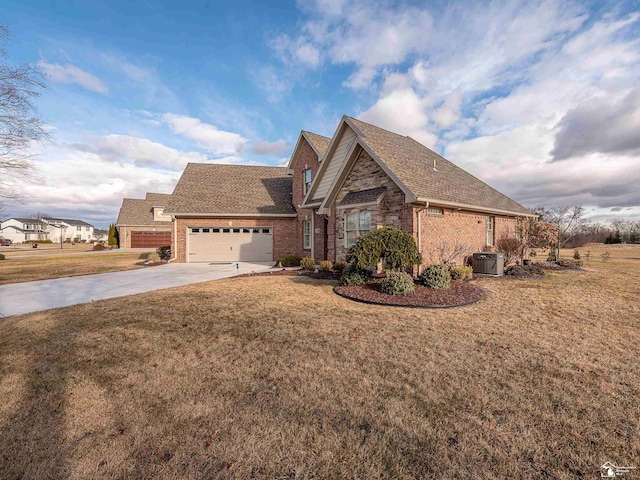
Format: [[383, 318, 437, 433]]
[[117, 193, 171, 226], [43, 217, 94, 227], [303, 131, 331, 158], [347, 117, 532, 215], [163, 164, 295, 216], [339, 187, 387, 206]]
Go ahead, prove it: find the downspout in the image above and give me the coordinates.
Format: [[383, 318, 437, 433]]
[[168, 215, 178, 263], [415, 204, 428, 274]]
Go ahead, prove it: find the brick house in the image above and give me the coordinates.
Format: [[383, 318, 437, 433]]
[[116, 193, 172, 248], [163, 116, 535, 266]]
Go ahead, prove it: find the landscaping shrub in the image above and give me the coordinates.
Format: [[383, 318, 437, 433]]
[[276, 255, 301, 267], [0, 254, 4, 260], [347, 227, 421, 271], [333, 261, 347, 272], [92, 244, 107, 251], [146, 252, 161, 263], [340, 264, 372, 286], [25, 239, 53, 244], [573, 249, 581, 260], [300, 257, 315, 270], [496, 237, 524, 266], [157, 246, 171, 261], [556, 258, 583, 268], [504, 264, 544, 276], [319, 260, 333, 271], [417, 264, 451, 289], [380, 271, 415, 296], [449, 265, 473, 281]]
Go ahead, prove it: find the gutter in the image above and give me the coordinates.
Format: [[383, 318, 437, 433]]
[[168, 215, 178, 263], [414, 197, 536, 218]]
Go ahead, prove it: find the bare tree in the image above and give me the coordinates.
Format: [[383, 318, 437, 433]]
[[538, 206, 589, 259], [0, 23, 49, 210], [427, 240, 473, 265]]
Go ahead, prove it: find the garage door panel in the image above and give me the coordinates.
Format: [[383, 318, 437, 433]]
[[131, 231, 171, 248], [188, 227, 272, 262]]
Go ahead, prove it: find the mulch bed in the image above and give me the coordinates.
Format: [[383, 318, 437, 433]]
[[334, 280, 484, 308], [473, 273, 547, 281]]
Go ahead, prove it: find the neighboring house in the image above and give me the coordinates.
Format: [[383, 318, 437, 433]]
[[164, 115, 535, 265], [93, 228, 108, 242], [43, 218, 94, 243], [116, 192, 172, 248], [0, 218, 50, 243]]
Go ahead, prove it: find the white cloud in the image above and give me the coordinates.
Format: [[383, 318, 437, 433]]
[[38, 61, 108, 93], [161, 114, 248, 155], [251, 139, 290, 156]]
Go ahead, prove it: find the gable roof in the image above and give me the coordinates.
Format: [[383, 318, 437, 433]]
[[285, 130, 331, 174], [117, 193, 172, 226], [163, 163, 296, 216], [43, 217, 94, 227], [312, 115, 534, 217], [4, 218, 47, 225]]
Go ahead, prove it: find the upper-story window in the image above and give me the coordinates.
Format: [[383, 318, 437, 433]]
[[76, 226, 81, 231], [303, 169, 312, 195]]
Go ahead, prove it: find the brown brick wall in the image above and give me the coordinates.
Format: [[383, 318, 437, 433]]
[[292, 138, 327, 260], [117, 225, 171, 248], [334, 150, 408, 262], [171, 217, 297, 263], [415, 208, 518, 266]]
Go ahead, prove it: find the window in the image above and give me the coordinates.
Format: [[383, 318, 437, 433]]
[[212, 228, 220, 233], [253, 228, 260, 233], [86, 227, 90, 231], [262, 228, 271, 234], [77, 226, 81, 231], [427, 207, 443, 215], [202, 228, 210, 233], [346, 210, 372, 247], [303, 220, 311, 249], [233, 228, 240, 233], [223, 228, 230, 233], [191, 228, 200, 233], [303, 169, 312, 194], [486, 216, 495, 246], [243, 228, 250, 233]]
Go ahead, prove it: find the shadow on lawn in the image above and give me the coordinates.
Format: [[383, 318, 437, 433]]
[[0, 321, 76, 479]]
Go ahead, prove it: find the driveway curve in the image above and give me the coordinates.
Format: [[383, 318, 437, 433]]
[[0, 262, 272, 318]]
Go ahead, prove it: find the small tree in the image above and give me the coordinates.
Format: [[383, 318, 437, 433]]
[[347, 227, 421, 272], [427, 240, 472, 265], [108, 224, 118, 246], [515, 216, 557, 260]]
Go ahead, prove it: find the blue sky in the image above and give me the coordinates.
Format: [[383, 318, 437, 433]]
[[2, 0, 639, 227]]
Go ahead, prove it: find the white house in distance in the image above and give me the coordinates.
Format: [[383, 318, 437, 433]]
[[43, 218, 94, 243], [0, 218, 50, 243]]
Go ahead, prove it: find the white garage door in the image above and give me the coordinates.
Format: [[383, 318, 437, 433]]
[[188, 227, 273, 262]]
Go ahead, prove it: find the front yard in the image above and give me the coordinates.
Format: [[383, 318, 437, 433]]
[[0, 251, 153, 285], [0, 245, 639, 478]]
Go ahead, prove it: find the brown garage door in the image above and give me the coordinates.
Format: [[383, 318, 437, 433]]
[[131, 231, 171, 248]]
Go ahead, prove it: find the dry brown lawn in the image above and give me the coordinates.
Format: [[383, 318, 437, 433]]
[[0, 251, 152, 285], [0, 245, 639, 479], [1, 243, 95, 256]]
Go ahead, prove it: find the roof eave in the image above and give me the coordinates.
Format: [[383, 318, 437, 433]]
[[165, 212, 297, 218], [414, 197, 536, 217]]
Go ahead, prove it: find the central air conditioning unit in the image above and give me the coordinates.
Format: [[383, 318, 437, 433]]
[[472, 252, 504, 275]]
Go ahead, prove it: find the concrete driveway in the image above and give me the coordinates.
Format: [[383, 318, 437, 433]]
[[0, 262, 272, 318]]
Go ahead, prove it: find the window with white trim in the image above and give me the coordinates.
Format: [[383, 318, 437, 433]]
[[303, 220, 311, 249], [346, 211, 372, 247], [486, 216, 495, 246], [303, 169, 312, 194]]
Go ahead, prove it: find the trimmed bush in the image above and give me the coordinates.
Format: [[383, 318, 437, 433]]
[[0, 253, 5, 260], [380, 271, 415, 296], [505, 264, 544, 276], [417, 264, 451, 289], [25, 239, 53, 244], [340, 264, 372, 286], [347, 227, 421, 271], [93, 244, 108, 251], [300, 257, 315, 270], [146, 252, 161, 263], [333, 261, 347, 272], [450, 265, 473, 281], [573, 249, 581, 260], [157, 245, 171, 261], [276, 255, 301, 267], [556, 258, 583, 268], [319, 260, 333, 271]]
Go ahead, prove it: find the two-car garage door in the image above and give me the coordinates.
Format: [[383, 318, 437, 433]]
[[188, 227, 273, 262]]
